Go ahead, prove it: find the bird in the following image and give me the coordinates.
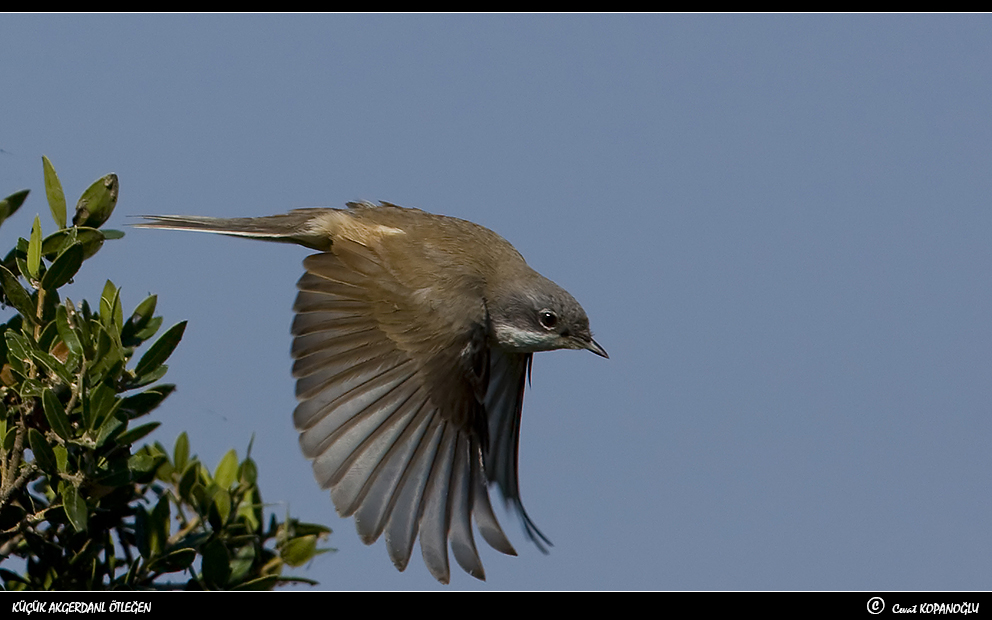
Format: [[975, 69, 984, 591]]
[[137, 201, 607, 584]]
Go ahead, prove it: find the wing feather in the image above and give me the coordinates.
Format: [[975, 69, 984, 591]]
[[485, 351, 552, 552], [326, 377, 424, 512], [470, 432, 517, 556], [307, 365, 420, 489], [292, 243, 520, 582], [448, 430, 486, 579], [352, 397, 434, 543], [418, 421, 457, 583], [383, 413, 444, 571]]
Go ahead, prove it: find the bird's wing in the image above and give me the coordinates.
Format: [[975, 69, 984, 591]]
[[484, 351, 552, 553], [291, 239, 516, 584]]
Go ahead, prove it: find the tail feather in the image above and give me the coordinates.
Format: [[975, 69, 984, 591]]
[[135, 210, 334, 251]]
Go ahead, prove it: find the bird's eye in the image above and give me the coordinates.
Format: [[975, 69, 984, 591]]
[[538, 309, 558, 330]]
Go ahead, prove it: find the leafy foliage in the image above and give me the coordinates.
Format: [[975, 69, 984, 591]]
[[0, 158, 330, 590]]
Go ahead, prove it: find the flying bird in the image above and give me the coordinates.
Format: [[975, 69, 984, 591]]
[[138, 201, 607, 583]]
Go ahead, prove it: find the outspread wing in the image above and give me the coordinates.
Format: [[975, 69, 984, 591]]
[[291, 239, 515, 584]]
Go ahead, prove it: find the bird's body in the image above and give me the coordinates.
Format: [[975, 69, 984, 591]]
[[138, 201, 605, 583]]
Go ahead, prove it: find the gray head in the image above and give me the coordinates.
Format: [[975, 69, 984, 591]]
[[490, 274, 607, 358]]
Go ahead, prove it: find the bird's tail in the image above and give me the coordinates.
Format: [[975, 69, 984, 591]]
[[134, 209, 334, 251]]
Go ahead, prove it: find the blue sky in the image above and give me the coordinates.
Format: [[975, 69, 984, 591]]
[[2, 14, 990, 590]]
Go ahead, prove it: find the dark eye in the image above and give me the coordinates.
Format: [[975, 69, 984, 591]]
[[538, 309, 558, 330]]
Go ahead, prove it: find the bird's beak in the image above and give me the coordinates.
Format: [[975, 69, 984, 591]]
[[584, 338, 609, 359]]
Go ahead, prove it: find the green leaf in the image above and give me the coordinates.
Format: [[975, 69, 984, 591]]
[[132, 294, 156, 325], [239, 456, 258, 486], [42, 227, 106, 261], [54, 444, 67, 471], [123, 554, 140, 587], [89, 324, 123, 381], [209, 487, 231, 528], [100, 280, 115, 311], [94, 413, 123, 447], [287, 521, 332, 538], [5, 332, 35, 382], [174, 431, 189, 471], [40, 227, 75, 256], [62, 484, 88, 533], [110, 293, 124, 336], [13, 238, 30, 284], [0, 568, 29, 588], [28, 427, 57, 475], [178, 462, 200, 501], [231, 576, 281, 591], [71, 299, 93, 356], [42, 156, 67, 230], [4, 330, 32, 367], [119, 384, 175, 419], [133, 316, 163, 342], [281, 535, 319, 568], [201, 538, 231, 589], [37, 320, 58, 352], [128, 452, 163, 478], [121, 294, 157, 346], [236, 486, 260, 531], [1, 246, 19, 281], [148, 494, 171, 555], [173, 531, 211, 551], [55, 305, 83, 356], [18, 378, 45, 399], [31, 349, 72, 386], [214, 449, 238, 490], [87, 383, 120, 432], [229, 544, 257, 584], [0, 266, 35, 321], [42, 389, 71, 440], [115, 421, 160, 446], [127, 363, 168, 389], [27, 216, 41, 281], [133, 505, 150, 558], [134, 321, 186, 378], [91, 459, 130, 488], [147, 548, 196, 574], [40, 243, 83, 290], [0, 189, 29, 228], [99, 280, 123, 334], [100, 229, 124, 240], [4, 353, 27, 380], [72, 173, 118, 229]]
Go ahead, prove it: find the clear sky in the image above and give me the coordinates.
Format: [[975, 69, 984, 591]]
[[2, 14, 990, 591]]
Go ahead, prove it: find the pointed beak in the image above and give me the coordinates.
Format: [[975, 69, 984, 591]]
[[584, 338, 609, 359]]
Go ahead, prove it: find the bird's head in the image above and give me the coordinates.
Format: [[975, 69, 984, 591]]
[[490, 274, 608, 358]]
